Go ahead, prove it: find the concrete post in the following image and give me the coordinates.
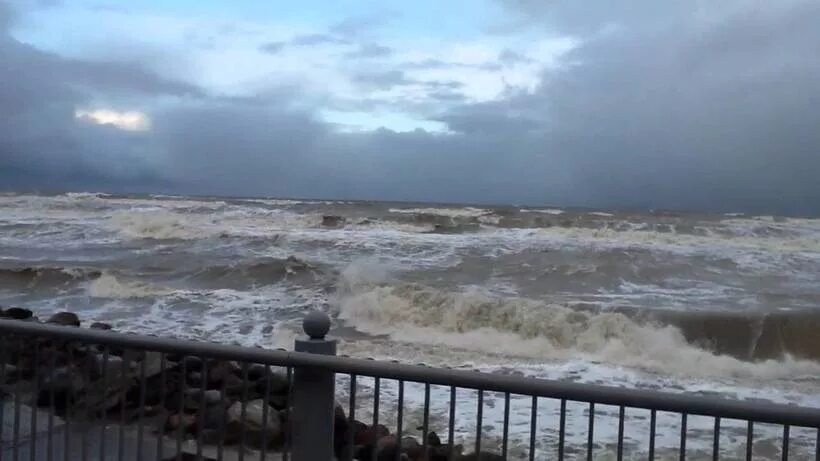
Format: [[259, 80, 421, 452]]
[[291, 311, 337, 461]]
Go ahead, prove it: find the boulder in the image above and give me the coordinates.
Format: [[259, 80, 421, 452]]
[[321, 215, 344, 227], [1, 307, 33, 320], [226, 399, 283, 449], [89, 322, 112, 330], [46, 312, 80, 327]]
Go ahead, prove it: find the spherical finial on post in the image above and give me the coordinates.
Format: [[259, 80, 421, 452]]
[[303, 310, 331, 340]]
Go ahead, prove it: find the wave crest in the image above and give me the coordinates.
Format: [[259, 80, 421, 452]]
[[336, 270, 820, 379]]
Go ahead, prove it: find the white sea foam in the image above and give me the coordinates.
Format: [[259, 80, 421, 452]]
[[335, 265, 820, 381], [87, 272, 175, 299], [520, 208, 565, 215], [389, 207, 490, 218]]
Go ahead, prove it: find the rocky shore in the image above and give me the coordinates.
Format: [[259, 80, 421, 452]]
[[0, 307, 503, 460]]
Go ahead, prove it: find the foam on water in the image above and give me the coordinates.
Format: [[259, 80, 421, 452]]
[[389, 207, 491, 219], [87, 272, 175, 298], [335, 265, 820, 381]]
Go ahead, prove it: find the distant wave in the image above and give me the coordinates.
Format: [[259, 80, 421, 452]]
[[0, 266, 101, 287], [389, 207, 491, 219]]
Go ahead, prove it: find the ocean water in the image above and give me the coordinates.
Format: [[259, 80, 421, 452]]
[[1, 192, 819, 459]]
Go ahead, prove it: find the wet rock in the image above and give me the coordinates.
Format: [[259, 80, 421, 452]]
[[255, 370, 290, 398], [322, 215, 344, 227], [376, 434, 420, 460], [46, 312, 80, 327], [36, 366, 84, 411], [89, 322, 112, 330], [247, 363, 268, 381], [181, 356, 204, 372], [165, 413, 196, 433], [226, 399, 283, 449], [1, 307, 33, 320], [207, 361, 240, 385]]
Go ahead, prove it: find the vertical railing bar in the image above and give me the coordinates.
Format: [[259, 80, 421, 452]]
[[649, 409, 656, 461], [746, 420, 753, 461], [421, 383, 430, 457], [395, 380, 405, 461], [782, 425, 790, 461], [47, 345, 56, 461], [448, 387, 456, 461], [13, 337, 23, 461], [371, 377, 381, 461], [282, 366, 292, 461], [136, 355, 147, 461], [586, 402, 595, 461], [680, 413, 687, 461], [346, 375, 357, 461], [99, 347, 109, 461], [712, 417, 720, 461], [261, 364, 271, 461], [216, 365, 227, 461], [558, 398, 566, 461], [118, 354, 127, 461], [0, 335, 6, 461], [529, 396, 537, 461], [239, 362, 249, 461], [82, 342, 92, 461], [29, 343, 39, 461], [815, 427, 819, 461], [197, 360, 208, 461], [64, 345, 73, 461], [475, 390, 483, 457], [502, 392, 510, 459], [176, 357, 187, 460], [156, 353, 167, 461], [617, 405, 625, 461]]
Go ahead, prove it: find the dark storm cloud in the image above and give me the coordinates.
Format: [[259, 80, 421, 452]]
[[4, 0, 820, 215], [0, 10, 197, 190], [475, 0, 820, 213]]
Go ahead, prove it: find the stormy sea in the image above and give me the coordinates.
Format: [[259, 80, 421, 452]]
[[1, 192, 819, 459]]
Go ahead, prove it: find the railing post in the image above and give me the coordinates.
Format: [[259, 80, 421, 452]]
[[291, 311, 337, 461]]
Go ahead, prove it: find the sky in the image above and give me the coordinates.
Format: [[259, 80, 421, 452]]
[[1, 0, 819, 214]]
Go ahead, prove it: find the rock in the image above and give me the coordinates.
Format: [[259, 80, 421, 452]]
[[247, 363, 268, 381], [36, 366, 85, 411], [46, 312, 80, 327], [355, 423, 390, 446], [200, 401, 228, 431], [165, 413, 196, 433], [89, 322, 112, 330], [181, 356, 204, 372], [207, 361, 239, 385], [140, 351, 167, 378], [226, 399, 283, 449], [184, 389, 223, 410], [1, 307, 33, 320], [372, 436, 422, 461], [321, 215, 344, 227]]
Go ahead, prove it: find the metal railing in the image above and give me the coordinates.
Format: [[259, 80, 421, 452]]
[[0, 312, 818, 460]]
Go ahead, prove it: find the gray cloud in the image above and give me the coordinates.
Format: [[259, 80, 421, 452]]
[[345, 43, 392, 59], [3, 0, 820, 215]]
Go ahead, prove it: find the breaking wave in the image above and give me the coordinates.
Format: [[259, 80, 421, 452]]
[[0, 266, 101, 288], [87, 272, 174, 299], [186, 256, 327, 289], [336, 265, 820, 380]]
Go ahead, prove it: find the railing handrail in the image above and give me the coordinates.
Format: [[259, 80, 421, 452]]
[[2, 319, 819, 429]]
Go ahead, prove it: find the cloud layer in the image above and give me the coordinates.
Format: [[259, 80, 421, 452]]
[[2, 1, 820, 214]]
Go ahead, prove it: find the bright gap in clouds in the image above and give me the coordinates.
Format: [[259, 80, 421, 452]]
[[74, 109, 151, 131]]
